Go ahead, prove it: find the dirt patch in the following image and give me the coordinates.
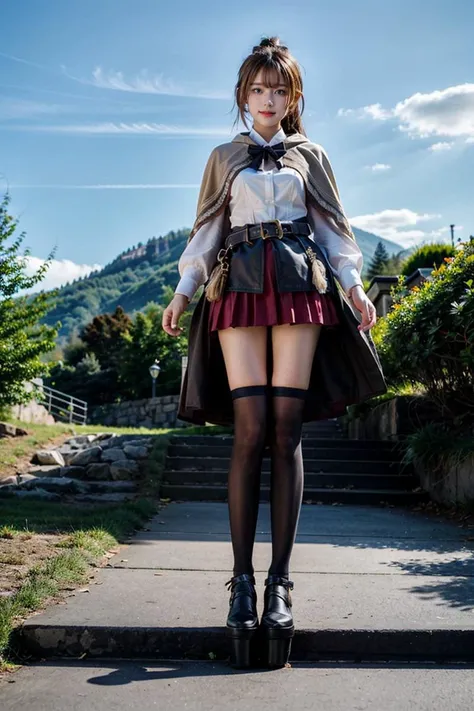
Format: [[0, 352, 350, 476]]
[[0, 532, 71, 595]]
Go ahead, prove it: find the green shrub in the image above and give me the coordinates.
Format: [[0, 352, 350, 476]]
[[375, 238, 474, 422], [400, 242, 456, 276]]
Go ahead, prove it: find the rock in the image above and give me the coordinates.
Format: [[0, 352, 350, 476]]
[[0, 487, 61, 501], [84, 463, 111, 481], [0, 422, 28, 437], [33, 449, 66, 466], [123, 445, 149, 460], [74, 493, 137, 503], [101, 447, 127, 463], [0, 476, 19, 487], [19, 477, 88, 494], [63, 434, 99, 446], [84, 480, 138, 493], [109, 460, 139, 480], [26, 465, 63, 478], [68, 446, 103, 466], [59, 465, 88, 479]]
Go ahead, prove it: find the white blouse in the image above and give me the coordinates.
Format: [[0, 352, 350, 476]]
[[174, 126, 364, 301]]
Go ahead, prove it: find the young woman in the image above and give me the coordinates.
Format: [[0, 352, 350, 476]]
[[162, 36, 386, 669]]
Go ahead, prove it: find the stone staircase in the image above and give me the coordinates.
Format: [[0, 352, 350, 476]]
[[161, 420, 428, 507]]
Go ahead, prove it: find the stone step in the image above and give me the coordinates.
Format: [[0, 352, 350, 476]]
[[162, 470, 418, 490], [167, 443, 404, 461], [162, 469, 419, 491], [164, 456, 411, 475], [169, 435, 402, 450], [158, 483, 428, 506]]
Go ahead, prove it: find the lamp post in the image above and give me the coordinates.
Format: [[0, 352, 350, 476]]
[[149, 360, 161, 399]]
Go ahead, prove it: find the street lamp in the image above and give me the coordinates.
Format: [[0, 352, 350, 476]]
[[149, 360, 161, 399]]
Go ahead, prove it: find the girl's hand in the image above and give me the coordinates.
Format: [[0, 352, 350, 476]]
[[162, 294, 189, 336], [348, 285, 377, 332]]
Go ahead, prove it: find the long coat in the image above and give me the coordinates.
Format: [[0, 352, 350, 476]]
[[177, 132, 388, 428]]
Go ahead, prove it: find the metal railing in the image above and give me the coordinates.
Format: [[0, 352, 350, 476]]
[[31, 381, 88, 425]]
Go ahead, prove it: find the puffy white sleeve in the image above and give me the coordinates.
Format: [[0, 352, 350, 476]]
[[306, 202, 364, 298], [174, 211, 226, 302]]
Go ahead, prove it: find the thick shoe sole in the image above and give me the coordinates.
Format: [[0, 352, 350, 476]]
[[261, 625, 295, 668], [226, 625, 259, 669]]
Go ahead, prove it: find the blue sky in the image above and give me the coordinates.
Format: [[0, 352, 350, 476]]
[[1, 0, 473, 293]]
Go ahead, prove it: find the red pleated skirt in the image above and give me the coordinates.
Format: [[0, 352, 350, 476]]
[[209, 239, 340, 331]]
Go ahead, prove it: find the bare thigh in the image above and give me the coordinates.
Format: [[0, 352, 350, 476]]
[[271, 323, 322, 388], [217, 326, 268, 390]]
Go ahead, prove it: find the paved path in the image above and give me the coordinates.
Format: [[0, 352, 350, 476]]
[[9, 502, 474, 662], [2, 501, 474, 709]]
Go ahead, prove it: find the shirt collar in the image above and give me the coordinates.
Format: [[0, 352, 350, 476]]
[[249, 125, 287, 147]]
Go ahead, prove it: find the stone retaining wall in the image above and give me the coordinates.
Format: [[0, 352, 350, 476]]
[[89, 394, 186, 428], [416, 456, 474, 505], [346, 396, 443, 441]]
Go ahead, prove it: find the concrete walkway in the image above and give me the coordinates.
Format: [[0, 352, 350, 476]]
[[12, 501, 474, 664]]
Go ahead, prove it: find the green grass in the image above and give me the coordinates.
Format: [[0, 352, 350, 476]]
[[0, 417, 232, 673]]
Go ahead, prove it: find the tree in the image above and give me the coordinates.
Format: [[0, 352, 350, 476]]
[[79, 305, 132, 370], [367, 241, 390, 280], [0, 192, 59, 409]]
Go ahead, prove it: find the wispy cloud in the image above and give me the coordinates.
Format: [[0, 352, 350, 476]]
[[0, 96, 68, 120], [10, 183, 200, 189], [2, 121, 232, 136], [365, 163, 391, 172], [339, 83, 474, 141], [350, 208, 445, 248], [64, 66, 231, 100]]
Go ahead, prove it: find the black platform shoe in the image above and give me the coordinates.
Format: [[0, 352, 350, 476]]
[[260, 574, 295, 667], [225, 573, 259, 668]]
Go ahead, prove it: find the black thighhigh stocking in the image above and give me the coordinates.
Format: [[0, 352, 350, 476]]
[[267, 385, 307, 578], [228, 384, 269, 577]]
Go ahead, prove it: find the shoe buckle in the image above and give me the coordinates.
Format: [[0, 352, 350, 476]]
[[260, 219, 284, 240]]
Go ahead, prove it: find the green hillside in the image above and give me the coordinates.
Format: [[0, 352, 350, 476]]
[[32, 225, 402, 344]]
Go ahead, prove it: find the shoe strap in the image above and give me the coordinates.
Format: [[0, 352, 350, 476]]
[[225, 573, 256, 591], [264, 575, 294, 590]]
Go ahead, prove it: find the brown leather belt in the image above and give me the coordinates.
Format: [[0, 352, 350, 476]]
[[225, 218, 312, 250]]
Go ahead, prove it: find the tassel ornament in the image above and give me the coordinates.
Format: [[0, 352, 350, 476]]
[[205, 248, 231, 302], [305, 246, 328, 294]]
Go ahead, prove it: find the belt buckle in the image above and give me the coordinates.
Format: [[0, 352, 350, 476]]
[[260, 219, 284, 240]]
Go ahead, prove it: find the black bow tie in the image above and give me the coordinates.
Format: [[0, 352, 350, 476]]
[[247, 142, 286, 171]]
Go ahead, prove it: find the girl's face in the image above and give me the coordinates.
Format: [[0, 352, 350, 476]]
[[246, 69, 289, 134]]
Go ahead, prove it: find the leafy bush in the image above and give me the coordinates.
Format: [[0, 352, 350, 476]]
[[375, 238, 474, 422], [400, 242, 457, 276]]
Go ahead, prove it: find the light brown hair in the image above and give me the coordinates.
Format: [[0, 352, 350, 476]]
[[232, 36, 306, 136]]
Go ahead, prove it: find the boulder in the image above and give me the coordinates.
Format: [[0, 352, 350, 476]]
[[0, 422, 28, 437], [110, 460, 140, 480], [101, 447, 127, 463], [33, 449, 66, 466], [68, 446, 103, 466], [123, 445, 149, 460], [84, 463, 111, 481]]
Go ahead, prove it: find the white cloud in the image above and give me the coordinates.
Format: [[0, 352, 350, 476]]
[[350, 208, 445, 248], [16, 256, 103, 295], [5, 122, 232, 136], [366, 163, 391, 172], [429, 141, 454, 151], [63, 66, 231, 100], [339, 83, 474, 141]]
